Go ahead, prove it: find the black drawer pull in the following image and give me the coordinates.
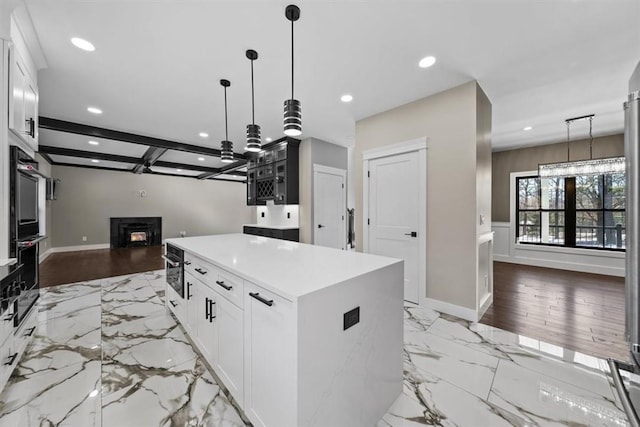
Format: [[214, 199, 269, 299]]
[[24, 326, 36, 337], [195, 268, 207, 275], [4, 312, 16, 322], [4, 353, 17, 366], [249, 292, 274, 307], [187, 282, 193, 299], [169, 300, 177, 308], [184, 260, 191, 265], [216, 280, 232, 291]]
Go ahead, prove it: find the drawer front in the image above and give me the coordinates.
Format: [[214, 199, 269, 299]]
[[190, 256, 213, 283], [0, 303, 16, 346], [166, 284, 186, 324], [184, 253, 197, 276], [14, 305, 37, 357], [0, 333, 16, 391], [214, 268, 244, 308]]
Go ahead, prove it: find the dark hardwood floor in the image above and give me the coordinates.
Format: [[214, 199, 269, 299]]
[[39, 245, 164, 288], [39, 249, 627, 361], [481, 262, 628, 362]]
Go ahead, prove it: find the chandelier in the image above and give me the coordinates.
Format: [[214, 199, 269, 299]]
[[538, 114, 625, 178]]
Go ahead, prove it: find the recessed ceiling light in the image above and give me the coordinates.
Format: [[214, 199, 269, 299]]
[[71, 37, 95, 52], [198, 157, 205, 161], [199, 132, 209, 138], [523, 126, 533, 131], [91, 159, 99, 163], [88, 140, 99, 145], [340, 94, 353, 103], [265, 137, 272, 142], [87, 107, 102, 114], [418, 56, 436, 68], [176, 169, 182, 172]]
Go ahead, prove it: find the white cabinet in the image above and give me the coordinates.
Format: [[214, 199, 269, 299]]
[[8, 43, 38, 152], [213, 293, 243, 405], [244, 283, 296, 427], [0, 333, 16, 391], [166, 283, 186, 326], [184, 272, 199, 337], [194, 282, 217, 361]]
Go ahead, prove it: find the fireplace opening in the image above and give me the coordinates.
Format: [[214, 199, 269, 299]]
[[110, 217, 162, 249]]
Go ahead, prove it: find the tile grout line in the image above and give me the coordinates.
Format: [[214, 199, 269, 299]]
[[486, 358, 500, 402]]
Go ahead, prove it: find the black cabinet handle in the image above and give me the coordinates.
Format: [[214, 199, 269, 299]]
[[318, 224, 324, 228], [184, 260, 191, 266], [24, 118, 35, 138], [169, 300, 177, 308], [205, 297, 210, 319], [24, 326, 36, 337], [4, 312, 16, 322], [208, 299, 216, 322], [216, 280, 232, 291], [195, 268, 207, 275], [249, 292, 274, 307], [404, 232, 417, 237], [4, 353, 17, 366], [187, 282, 193, 299]]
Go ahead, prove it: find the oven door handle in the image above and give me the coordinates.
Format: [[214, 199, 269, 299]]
[[17, 235, 48, 248], [161, 255, 181, 268]]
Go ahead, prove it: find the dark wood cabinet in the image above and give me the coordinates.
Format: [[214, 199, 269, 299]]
[[243, 226, 299, 242], [246, 137, 299, 206]]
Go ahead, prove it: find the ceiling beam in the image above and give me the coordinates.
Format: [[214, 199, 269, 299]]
[[132, 147, 168, 174], [197, 162, 247, 180], [39, 145, 142, 164], [39, 116, 247, 161]]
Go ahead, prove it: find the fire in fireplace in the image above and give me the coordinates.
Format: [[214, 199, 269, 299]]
[[130, 231, 148, 243]]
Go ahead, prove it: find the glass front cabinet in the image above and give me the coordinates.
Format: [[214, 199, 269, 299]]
[[246, 138, 299, 206]]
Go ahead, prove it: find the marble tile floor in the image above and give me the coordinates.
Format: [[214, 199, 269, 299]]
[[0, 270, 632, 426]]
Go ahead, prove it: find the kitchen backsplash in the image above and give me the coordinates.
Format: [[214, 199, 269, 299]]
[[256, 202, 299, 227]]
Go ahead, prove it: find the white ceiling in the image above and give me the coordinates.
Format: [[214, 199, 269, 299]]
[[39, 129, 149, 157], [25, 0, 640, 154]]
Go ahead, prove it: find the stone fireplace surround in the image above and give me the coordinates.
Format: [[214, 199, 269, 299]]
[[110, 217, 162, 249]]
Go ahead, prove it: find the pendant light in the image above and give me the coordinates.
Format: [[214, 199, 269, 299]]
[[283, 4, 302, 137], [220, 79, 234, 163], [538, 114, 625, 177], [245, 49, 262, 152]]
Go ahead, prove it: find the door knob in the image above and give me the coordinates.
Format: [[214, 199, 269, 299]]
[[404, 232, 417, 237], [318, 224, 324, 228]]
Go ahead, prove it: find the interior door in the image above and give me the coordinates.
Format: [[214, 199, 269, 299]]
[[314, 166, 346, 249], [368, 151, 420, 303]]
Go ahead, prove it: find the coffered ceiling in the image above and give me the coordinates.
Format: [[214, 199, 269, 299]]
[[21, 0, 640, 175]]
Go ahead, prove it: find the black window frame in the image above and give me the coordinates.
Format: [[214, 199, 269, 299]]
[[515, 174, 625, 252]]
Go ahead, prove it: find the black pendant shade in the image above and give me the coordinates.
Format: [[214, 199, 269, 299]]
[[220, 79, 234, 163], [283, 5, 302, 137], [245, 49, 262, 152]]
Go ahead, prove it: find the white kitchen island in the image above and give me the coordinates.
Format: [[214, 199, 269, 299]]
[[164, 233, 404, 427]]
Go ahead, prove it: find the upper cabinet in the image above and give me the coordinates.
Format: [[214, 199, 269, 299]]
[[9, 43, 39, 153], [246, 138, 300, 206]]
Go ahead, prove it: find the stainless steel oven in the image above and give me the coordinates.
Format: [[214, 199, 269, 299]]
[[163, 244, 184, 298]]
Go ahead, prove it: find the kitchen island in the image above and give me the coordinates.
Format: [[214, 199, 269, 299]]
[[164, 233, 403, 427]]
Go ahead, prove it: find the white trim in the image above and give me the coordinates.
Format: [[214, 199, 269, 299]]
[[362, 137, 428, 307], [313, 164, 347, 249], [39, 248, 52, 263], [362, 137, 428, 161], [49, 243, 110, 253], [423, 297, 479, 322], [497, 255, 624, 277]]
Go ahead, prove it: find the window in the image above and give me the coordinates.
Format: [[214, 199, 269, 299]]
[[516, 173, 625, 250]]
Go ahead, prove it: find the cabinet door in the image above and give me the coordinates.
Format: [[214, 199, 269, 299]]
[[195, 285, 218, 361], [184, 273, 199, 337], [245, 284, 296, 427], [24, 79, 38, 148], [214, 293, 244, 405], [10, 55, 26, 137]]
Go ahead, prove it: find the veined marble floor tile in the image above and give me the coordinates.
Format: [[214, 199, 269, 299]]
[[404, 304, 439, 333], [101, 314, 200, 397], [102, 357, 245, 427], [488, 359, 627, 427], [102, 278, 165, 323], [38, 281, 101, 322], [0, 360, 101, 427], [405, 328, 499, 399], [16, 310, 102, 377]]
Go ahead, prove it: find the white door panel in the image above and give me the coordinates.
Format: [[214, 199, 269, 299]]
[[369, 151, 420, 303], [314, 166, 346, 250]]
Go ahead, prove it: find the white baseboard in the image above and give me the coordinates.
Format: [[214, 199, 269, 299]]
[[478, 292, 493, 319], [39, 248, 52, 263], [495, 255, 624, 277], [423, 297, 479, 322], [49, 243, 111, 254]]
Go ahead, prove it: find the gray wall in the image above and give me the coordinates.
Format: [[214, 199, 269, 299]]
[[492, 134, 624, 222], [355, 81, 491, 310], [298, 138, 348, 243], [35, 153, 52, 255], [49, 165, 253, 248]]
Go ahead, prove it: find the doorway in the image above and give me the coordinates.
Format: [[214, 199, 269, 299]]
[[363, 138, 427, 304], [313, 165, 347, 250]]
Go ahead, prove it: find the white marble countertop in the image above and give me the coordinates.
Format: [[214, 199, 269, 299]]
[[243, 224, 299, 230], [166, 234, 401, 301]]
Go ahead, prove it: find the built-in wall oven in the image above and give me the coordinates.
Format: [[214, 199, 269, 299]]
[[163, 244, 184, 298], [9, 146, 47, 328]]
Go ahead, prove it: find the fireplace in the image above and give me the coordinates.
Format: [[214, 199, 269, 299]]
[[110, 217, 162, 249]]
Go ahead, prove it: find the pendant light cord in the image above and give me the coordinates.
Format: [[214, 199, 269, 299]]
[[291, 19, 294, 99], [589, 116, 593, 160], [566, 121, 571, 161], [251, 59, 255, 125], [224, 86, 229, 141]]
